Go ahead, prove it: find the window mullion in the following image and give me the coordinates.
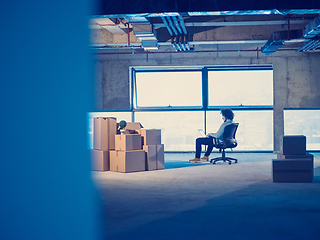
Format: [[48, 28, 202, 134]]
[[202, 68, 208, 110]]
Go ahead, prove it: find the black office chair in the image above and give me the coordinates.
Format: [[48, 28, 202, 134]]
[[210, 123, 239, 165]]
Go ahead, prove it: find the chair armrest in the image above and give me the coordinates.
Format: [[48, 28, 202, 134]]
[[212, 137, 219, 147]]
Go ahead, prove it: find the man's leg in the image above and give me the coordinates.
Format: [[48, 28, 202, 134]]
[[204, 138, 214, 157], [196, 137, 214, 158], [190, 137, 214, 163]]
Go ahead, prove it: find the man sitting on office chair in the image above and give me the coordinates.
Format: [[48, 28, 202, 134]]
[[189, 108, 234, 163]]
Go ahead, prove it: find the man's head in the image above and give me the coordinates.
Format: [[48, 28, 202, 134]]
[[221, 108, 234, 121]]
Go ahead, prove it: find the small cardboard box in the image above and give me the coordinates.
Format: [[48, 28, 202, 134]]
[[110, 150, 145, 173], [280, 135, 306, 155], [277, 153, 313, 161], [90, 150, 110, 171], [115, 134, 141, 151], [125, 122, 143, 131], [137, 129, 161, 146], [272, 158, 313, 182], [94, 117, 117, 150]]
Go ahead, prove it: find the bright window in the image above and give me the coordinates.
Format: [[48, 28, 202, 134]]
[[206, 110, 273, 151], [284, 109, 320, 150], [135, 111, 204, 151], [134, 71, 202, 108], [208, 70, 273, 107], [128, 66, 274, 151]]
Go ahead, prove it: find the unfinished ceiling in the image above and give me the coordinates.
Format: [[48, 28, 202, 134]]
[[90, 1, 320, 55]]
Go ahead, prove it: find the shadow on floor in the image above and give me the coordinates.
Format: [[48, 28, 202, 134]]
[[107, 180, 320, 240], [164, 161, 211, 169], [164, 152, 243, 169]]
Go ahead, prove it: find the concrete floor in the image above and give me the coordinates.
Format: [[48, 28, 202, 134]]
[[92, 152, 320, 240]]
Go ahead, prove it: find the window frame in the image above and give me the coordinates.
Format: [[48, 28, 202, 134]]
[[131, 65, 274, 111], [88, 65, 275, 151]]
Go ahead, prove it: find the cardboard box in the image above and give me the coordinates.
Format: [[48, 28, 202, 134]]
[[94, 117, 117, 150], [280, 135, 306, 155], [277, 153, 314, 160], [142, 145, 162, 170], [143, 145, 157, 171], [272, 159, 313, 183], [138, 129, 161, 146], [124, 122, 143, 131], [115, 134, 141, 151], [110, 150, 145, 173], [156, 144, 165, 170], [90, 150, 110, 171], [272, 171, 313, 183]]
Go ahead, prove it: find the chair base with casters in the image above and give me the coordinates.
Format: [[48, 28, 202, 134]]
[[210, 149, 238, 165]]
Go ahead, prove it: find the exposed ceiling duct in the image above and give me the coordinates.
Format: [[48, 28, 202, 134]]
[[160, 15, 192, 52], [90, 5, 320, 54], [262, 15, 320, 55], [297, 16, 320, 52], [261, 29, 304, 55], [132, 23, 159, 50], [303, 15, 320, 38]]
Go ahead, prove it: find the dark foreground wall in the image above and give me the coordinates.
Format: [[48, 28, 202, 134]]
[[0, 1, 104, 239]]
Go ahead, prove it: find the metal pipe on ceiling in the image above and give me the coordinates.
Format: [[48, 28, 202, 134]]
[[178, 16, 187, 35], [297, 40, 313, 51], [305, 40, 320, 51], [303, 40, 317, 51], [172, 16, 183, 34], [184, 42, 190, 50], [176, 15, 191, 51], [166, 16, 178, 36], [161, 17, 173, 36], [179, 42, 185, 51], [174, 42, 182, 51], [310, 41, 320, 50], [152, 20, 308, 28], [171, 43, 178, 51]]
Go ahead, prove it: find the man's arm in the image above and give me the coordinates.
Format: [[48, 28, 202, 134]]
[[208, 121, 232, 139]]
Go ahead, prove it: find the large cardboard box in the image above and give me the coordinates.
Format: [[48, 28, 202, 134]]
[[156, 144, 165, 170], [124, 122, 143, 131], [280, 135, 306, 155], [272, 158, 313, 182], [115, 134, 141, 151], [110, 150, 145, 173], [143, 145, 157, 171], [90, 150, 110, 171], [94, 117, 117, 150], [143, 144, 164, 170], [138, 129, 161, 146]]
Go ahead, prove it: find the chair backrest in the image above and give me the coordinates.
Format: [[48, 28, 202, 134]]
[[221, 123, 239, 149]]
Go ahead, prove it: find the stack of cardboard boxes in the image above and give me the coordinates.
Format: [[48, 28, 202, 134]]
[[138, 129, 164, 171], [91, 117, 117, 171], [91, 118, 164, 173], [272, 135, 314, 182]]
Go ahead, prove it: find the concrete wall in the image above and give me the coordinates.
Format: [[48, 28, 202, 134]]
[[94, 50, 320, 151]]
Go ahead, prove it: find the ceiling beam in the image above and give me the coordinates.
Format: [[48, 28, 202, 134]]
[[153, 20, 308, 28]]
